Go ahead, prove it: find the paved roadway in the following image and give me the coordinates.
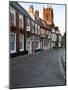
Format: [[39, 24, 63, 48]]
[[10, 48, 66, 89]]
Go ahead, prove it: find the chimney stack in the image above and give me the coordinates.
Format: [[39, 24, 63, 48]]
[[35, 10, 39, 17], [29, 5, 34, 14]]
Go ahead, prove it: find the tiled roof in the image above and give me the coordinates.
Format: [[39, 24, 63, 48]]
[[35, 16, 51, 31]]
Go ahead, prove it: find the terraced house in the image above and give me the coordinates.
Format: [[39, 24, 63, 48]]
[[9, 1, 34, 57], [9, 1, 62, 57]]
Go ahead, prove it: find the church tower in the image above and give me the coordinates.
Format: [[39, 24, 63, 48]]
[[43, 4, 53, 25], [28, 5, 34, 14], [28, 5, 35, 19]]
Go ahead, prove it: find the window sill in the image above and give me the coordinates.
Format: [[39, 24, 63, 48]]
[[19, 49, 24, 51], [10, 50, 16, 53]]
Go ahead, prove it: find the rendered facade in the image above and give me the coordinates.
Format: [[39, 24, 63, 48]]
[[9, 1, 62, 57]]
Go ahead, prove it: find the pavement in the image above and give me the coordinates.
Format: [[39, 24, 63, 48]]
[[10, 48, 66, 89]]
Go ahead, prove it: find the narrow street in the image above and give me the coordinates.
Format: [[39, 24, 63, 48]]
[[10, 48, 66, 89]]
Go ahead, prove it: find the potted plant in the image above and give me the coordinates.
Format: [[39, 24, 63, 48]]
[[10, 25, 16, 30], [19, 27, 25, 33]]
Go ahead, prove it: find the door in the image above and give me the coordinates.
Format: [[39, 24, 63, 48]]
[[26, 38, 32, 54]]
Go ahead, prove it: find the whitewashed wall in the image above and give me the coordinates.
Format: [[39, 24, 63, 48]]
[[51, 33, 57, 41]]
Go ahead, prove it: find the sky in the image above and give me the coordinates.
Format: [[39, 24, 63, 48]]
[[19, 2, 65, 35]]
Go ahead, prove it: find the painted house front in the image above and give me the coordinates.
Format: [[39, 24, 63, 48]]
[[55, 27, 62, 48], [9, 2, 62, 57], [40, 19, 51, 50], [51, 26, 57, 48], [10, 3, 26, 57], [9, 1, 35, 57]]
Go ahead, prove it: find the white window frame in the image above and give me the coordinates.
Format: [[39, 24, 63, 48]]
[[52, 28, 55, 32], [51, 33, 56, 41], [35, 24, 37, 34], [56, 31, 59, 34], [10, 6, 16, 26], [31, 20, 35, 33], [47, 30, 49, 35], [41, 28, 45, 34], [59, 35, 61, 41], [19, 13, 24, 29], [19, 34, 24, 51], [26, 18, 30, 31], [38, 25, 40, 35], [10, 33, 16, 53]]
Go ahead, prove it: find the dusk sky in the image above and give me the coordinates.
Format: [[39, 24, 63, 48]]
[[19, 2, 65, 35]]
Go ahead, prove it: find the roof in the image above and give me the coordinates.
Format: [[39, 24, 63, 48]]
[[35, 16, 51, 31], [9, 1, 53, 31], [9, 1, 33, 21]]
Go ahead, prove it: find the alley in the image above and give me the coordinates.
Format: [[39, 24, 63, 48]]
[[10, 48, 66, 89]]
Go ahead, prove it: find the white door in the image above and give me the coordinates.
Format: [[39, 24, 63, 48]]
[[26, 38, 32, 54]]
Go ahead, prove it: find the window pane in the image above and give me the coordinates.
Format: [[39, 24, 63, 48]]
[[26, 18, 30, 26], [20, 42, 22, 49], [35, 24, 37, 34], [10, 12, 14, 26], [19, 35, 24, 50], [19, 15, 24, 28], [19, 18, 22, 28], [10, 34, 15, 51], [31, 21, 35, 33], [11, 34, 15, 42], [26, 18, 30, 31], [38, 26, 40, 35], [35, 42, 38, 49], [10, 42, 14, 50], [44, 39, 49, 46]]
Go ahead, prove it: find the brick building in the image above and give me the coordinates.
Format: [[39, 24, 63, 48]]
[[43, 5, 62, 48], [9, 2, 36, 57], [9, 2, 62, 57]]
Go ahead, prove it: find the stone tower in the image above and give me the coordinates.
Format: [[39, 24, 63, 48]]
[[43, 4, 53, 25], [28, 5, 34, 14], [28, 5, 35, 19]]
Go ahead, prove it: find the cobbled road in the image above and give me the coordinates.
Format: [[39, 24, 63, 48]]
[[10, 48, 66, 89]]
